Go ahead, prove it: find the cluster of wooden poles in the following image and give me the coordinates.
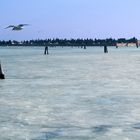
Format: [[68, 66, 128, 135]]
[[44, 45, 108, 55], [1, 44, 136, 79]]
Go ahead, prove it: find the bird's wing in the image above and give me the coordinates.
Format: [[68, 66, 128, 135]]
[[5, 25, 15, 29], [18, 24, 29, 27]]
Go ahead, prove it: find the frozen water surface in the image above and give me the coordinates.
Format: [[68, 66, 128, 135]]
[[0, 46, 140, 140]]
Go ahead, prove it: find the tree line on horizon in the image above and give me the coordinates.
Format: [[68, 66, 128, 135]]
[[0, 37, 138, 46]]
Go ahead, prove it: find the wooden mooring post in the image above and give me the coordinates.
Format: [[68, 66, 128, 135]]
[[44, 46, 49, 55], [0, 62, 5, 79], [104, 45, 108, 53]]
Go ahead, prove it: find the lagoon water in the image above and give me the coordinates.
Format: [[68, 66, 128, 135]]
[[1, 46, 140, 140]]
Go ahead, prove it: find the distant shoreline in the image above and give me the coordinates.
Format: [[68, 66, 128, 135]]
[[0, 37, 138, 47]]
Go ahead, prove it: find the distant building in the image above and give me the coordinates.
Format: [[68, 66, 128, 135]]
[[116, 43, 137, 47], [127, 43, 137, 47], [116, 43, 127, 47], [137, 40, 140, 46]]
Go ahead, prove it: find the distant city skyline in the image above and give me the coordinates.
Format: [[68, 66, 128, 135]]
[[1, 0, 140, 40]]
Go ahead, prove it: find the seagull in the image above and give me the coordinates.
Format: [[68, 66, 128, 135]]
[[5, 24, 29, 31]]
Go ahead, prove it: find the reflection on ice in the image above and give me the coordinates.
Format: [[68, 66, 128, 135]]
[[132, 123, 140, 130], [92, 125, 112, 133]]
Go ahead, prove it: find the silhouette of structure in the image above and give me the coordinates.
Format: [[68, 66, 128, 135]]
[[44, 46, 49, 55], [104, 45, 108, 53], [136, 41, 139, 48], [0, 63, 5, 79]]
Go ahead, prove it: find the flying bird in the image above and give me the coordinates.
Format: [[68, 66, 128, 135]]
[[5, 24, 29, 31]]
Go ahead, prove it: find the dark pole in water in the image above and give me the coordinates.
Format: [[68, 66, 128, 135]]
[[136, 41, 139, 48], [0, 63, 5, 79], [84, 46, 86, 49], [44, 46, 49, 55], [104, 45, 108, 53]]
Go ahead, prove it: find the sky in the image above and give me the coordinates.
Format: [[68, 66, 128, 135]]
[[1, 0, 140, 40]]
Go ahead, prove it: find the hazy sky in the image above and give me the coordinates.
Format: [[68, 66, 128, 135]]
[[1, 0, 140, 40]]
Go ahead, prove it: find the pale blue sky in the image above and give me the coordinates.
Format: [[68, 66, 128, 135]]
[[1, 0, 140, 40]]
